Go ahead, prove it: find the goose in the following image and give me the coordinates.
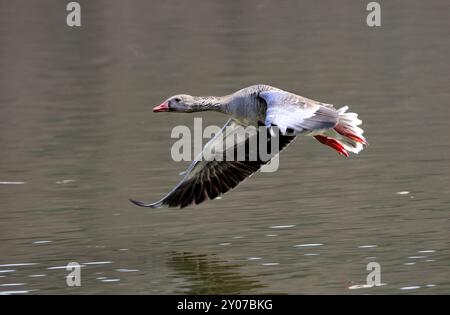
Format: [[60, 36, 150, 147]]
[[130, 84, 367, 208]]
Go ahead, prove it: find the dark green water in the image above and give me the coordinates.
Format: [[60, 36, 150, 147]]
[[0, 0, 449, 294]]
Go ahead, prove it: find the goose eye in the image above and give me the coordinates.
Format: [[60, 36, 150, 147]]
[[174, 97, 181, 102]]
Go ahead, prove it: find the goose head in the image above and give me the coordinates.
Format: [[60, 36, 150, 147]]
[[153, 94, 196, 113]]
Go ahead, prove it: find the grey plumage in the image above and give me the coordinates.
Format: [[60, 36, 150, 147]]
[[130, 84, 366, 208]]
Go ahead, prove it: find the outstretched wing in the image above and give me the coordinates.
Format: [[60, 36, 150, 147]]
[[129, 119, 295, 208], [259, 90, 338, 134]]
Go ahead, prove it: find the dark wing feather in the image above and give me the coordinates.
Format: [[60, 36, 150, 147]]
[[129, 119, 295, 208]]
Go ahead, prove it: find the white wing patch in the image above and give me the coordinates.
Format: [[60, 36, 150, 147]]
[[260, 90, 338, 135]]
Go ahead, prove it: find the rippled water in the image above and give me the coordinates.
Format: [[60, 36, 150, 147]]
[[1, 0, 449, 294]]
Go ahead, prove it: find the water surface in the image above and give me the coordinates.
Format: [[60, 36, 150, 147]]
[[0, 0, 449, 294]]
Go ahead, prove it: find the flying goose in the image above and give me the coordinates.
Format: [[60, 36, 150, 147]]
[[130, 84, 367, 208]]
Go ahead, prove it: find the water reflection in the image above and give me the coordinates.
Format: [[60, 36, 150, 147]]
[[167, 252, 264, 294]]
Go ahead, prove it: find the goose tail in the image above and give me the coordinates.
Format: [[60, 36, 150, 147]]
[[314, 106, 367, 157]]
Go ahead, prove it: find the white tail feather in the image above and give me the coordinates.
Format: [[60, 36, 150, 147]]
[[335, 106, 367, 154], [315, 106, 367, 156]]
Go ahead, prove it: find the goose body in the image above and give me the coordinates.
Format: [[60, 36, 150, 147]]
[[131, 85, 367, 208]]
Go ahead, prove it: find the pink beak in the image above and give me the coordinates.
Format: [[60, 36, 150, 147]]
[[153, 101, 169, 112]]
